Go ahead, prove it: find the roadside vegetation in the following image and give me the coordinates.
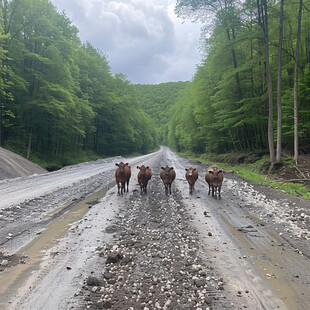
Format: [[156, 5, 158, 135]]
[[179, 151, 310, 199]]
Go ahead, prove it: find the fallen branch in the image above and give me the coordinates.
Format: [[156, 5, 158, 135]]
[[292, 164, 307, 179], [278, 178, 310, 183]]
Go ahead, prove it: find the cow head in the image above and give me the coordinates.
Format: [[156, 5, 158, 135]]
[[162, 166, 173, 176], [116, 162, 125, 173], [186, 167, 196, 176], [138, 165, 146, 175], [210, 167, 222, 180]]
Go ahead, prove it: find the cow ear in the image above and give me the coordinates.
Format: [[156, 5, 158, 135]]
[[125, 163, 129, 166], [161, 167, 164, 170], [115, 163, 119, 167], [219, 170, 223, 173], [193, 168, 196, 170], [137, 166, 140, 169], [170, 167, 174, 170], [208, 170, 213, 174], [146, 166, 149, 169], [185, 168, 188, 171]]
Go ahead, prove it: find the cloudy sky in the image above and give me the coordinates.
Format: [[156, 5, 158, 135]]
[[50, 0, 203, 84]]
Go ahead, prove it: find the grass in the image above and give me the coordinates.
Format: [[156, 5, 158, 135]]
[[179, 152, 310, 199], [28, 151, 103, 171]]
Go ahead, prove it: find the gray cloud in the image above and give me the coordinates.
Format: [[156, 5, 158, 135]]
[[51, 0, 202, 84]]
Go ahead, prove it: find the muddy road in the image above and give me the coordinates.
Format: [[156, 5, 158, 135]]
[[0, 147, 309, 310]]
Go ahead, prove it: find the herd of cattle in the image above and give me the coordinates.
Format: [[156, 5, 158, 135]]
[[115, 162, 224, 198]]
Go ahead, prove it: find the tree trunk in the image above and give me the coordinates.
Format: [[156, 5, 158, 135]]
[[0, 113, 2, 147], [27, 129, 32, 160], [226, 29, 242, 101], [276, 0, 284, 163], [261, 0, 275, 167], [294, 0, 303, 164]]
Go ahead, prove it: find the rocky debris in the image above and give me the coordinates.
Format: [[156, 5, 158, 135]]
[[106, 252, 123, 264], [0, 259, 9, 267], [0, 251, 27, 271], [226, 176, 310, 258], [78, 173, 227, 309]]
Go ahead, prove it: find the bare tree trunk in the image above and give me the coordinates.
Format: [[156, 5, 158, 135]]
[[27, 129, 32, 159], [261, 0, 275, 167], [294, 0, 303, 164], [276, 0, 284, 163], [225, 29, 242, 101], [0, 113, 2, 147]]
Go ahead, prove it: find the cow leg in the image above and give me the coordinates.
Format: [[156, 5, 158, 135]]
[[218, 187, 221, 199], [126, 179, 129, 192], [208, 185, 211, 195], [164, 183, 168, 194], [169, 184, 172, 195], [211, 186, 215, 197], [117, 181, 122, 195]]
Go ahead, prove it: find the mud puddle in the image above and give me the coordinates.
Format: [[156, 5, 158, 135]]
[[0, 188, 108, 305], [221, 215, 298, 308]]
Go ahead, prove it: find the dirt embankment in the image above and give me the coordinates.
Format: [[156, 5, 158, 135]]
[[0, 147, 47, 181]]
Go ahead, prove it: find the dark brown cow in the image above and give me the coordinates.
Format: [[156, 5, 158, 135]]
[[137, 165, 152, 193], [185, 167, 198, 194], [205, 166, 224, 198], [160, 166, 176, 194], [115, 162, 131, 195]]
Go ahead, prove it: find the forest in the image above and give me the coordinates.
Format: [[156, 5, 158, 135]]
[[0, 0, 157, 168], [167, 0, 310, 167], [0, 0, 310, 169]]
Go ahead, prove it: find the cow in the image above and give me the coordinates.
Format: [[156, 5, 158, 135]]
[[115, 162, 131, 195], [137, 165, 152, 193], [185, 167, 198, 194], [205, 165, 224, 198], [160, 166, 176, 194]]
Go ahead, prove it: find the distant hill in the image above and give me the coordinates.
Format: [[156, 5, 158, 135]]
[[134, 81, 190, 144], [0, 147, 47, 181]]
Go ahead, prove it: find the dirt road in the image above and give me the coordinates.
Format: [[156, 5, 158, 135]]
[[0, 147, 309, 309]]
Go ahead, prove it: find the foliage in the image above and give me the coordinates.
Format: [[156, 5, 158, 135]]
[[134, 82, 189, 144], [166, 0, 310, 159], [0, 0, 157, 165]]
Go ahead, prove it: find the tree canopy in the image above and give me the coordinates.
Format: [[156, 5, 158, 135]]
[[166, 0, 310, 160], [0, 0, 157, 167]]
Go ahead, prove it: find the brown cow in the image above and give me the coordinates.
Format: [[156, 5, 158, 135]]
[[160, 166, 176, 194], [115, 162, 131, 195], [205, 165, 224, 198], [137, 165, 152, 193], [185, 167, 198, 194]]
